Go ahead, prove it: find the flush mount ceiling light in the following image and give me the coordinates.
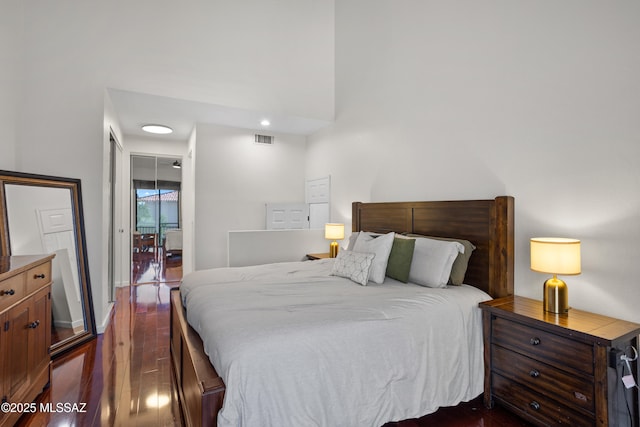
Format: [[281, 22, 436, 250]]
[[142, 124, 173, 135], [260, 119, 271, 127], [172, 161, 181, 169]]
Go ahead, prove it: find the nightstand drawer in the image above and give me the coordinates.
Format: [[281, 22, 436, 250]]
[[493, 373, 594, 427], [492, 316, 593, 375], [492, 344, 594, 414]]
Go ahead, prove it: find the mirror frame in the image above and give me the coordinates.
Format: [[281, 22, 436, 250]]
[[0, 170, 97, 356]]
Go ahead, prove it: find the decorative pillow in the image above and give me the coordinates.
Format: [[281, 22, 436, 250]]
[[408, 237, 464, 288], [385, 237, 416, 283], [353, 231, 395, 284], [331, 250, 375, 286], [408, 234, 475, 285]]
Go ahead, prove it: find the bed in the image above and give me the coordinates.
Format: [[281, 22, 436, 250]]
[[170, 197, 514, 427]]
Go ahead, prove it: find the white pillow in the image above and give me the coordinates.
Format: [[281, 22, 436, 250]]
[[346, 231, 381, 250], [331, 250, 375, 286], [408, 237, 464, 288], [353, 231, 395, 284], [346, 232, 359, 251]]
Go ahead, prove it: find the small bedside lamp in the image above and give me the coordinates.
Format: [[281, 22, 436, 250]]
[[325, 223, 344, 258], [530, 237, 581, 314]]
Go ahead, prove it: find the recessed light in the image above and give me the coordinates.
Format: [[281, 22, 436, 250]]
[[260, 119, 271, 127], [142, 124, 173, 134]]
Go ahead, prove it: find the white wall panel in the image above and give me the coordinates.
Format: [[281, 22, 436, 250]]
[[228, 229, 326, 267]]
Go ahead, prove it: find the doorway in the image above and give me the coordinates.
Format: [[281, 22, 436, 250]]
[[130, 155, 183, 285]]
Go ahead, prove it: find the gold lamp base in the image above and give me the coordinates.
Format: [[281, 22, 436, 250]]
[[543, 275, 569, 314], [329, 241, 339, 258]]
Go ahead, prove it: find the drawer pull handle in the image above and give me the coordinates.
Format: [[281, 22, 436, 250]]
[[574, 391, 587, 402], [34, 274, 46, 279], [530, 337, 541, 345], [0, 289, 15, 296], [27, 320, 40, 329], [529, 401, 541, 411], [529, 369, 540, 378]]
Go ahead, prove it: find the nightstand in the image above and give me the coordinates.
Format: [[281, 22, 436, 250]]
[[480, 296, 640, 427], [306, 253, 331, 260]]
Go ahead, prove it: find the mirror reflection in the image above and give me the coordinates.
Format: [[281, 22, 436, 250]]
[[0, 171, 96, 355]]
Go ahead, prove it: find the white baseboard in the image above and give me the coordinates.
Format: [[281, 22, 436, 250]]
[[54, 318, 85, 330], [96, 302, 114, 334]]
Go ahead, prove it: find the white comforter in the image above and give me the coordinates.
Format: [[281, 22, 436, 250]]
[[181, 259, 490, 427]]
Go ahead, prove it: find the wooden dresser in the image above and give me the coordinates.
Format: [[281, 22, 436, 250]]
[[0, 254, 54, 427], [481, 296, 640, 427]]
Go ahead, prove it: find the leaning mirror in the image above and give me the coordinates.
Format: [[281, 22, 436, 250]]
[[0, 170, 96, 356]]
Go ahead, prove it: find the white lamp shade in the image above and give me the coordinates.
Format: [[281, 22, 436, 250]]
[[530, 237, 581, 275], [325, 223, 345, 240]]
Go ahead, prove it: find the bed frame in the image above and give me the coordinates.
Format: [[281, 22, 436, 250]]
[[170, 196, 514, 427]]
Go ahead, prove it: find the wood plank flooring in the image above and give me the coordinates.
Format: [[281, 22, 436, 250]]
[[16, 280, 533, 426], [17, 283, 182, 426]]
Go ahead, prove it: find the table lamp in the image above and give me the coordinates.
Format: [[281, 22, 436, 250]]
[[325, 223, 344, 258], [530, 237, 581, 314]]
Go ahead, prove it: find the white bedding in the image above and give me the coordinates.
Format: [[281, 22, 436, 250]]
[[181, 259, 491, 427]]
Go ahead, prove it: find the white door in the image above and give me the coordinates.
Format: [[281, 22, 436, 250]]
[[306, 176, 330, 228], [309, 203, 329, 229], [306, 176, 330, 204], [266, 203, 309, 229]]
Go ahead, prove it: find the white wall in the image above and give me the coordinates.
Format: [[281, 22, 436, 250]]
[[307, 1, 640, 322], [11, 1, 334, 329], [195, 123, 307, 269], [0, 0, 22, 170]]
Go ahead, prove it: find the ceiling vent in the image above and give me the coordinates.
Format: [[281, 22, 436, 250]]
[[254, 134, 274, 145]]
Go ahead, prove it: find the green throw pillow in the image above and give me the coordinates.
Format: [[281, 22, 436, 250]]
[[385, 237, 416, 283]]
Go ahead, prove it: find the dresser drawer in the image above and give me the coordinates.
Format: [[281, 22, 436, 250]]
[[493, 373, 595, 427], [26, 262, 52, 294], [492, 344, 594, 414], [492, 316, 593, 375], [0, 273, 26, 313]]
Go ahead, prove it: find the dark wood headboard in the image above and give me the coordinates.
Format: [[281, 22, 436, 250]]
[[352, 196, 514, 298]]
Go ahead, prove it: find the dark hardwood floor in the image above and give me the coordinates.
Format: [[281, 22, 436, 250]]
[[16, 258, 533, 427]]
